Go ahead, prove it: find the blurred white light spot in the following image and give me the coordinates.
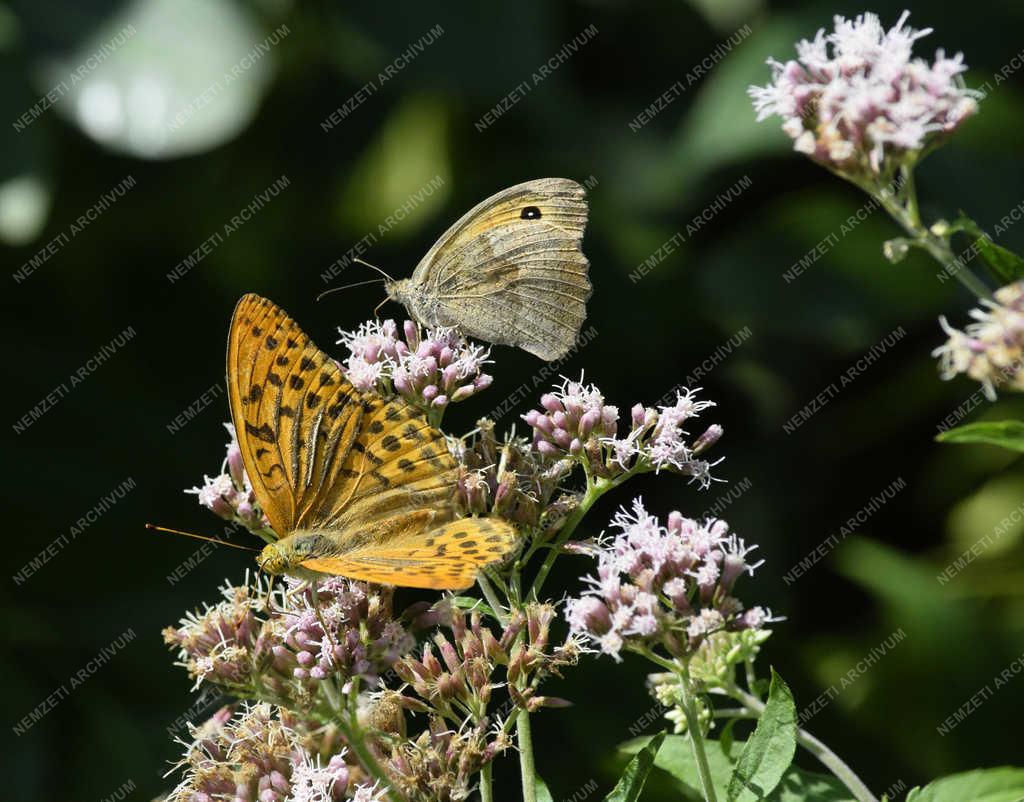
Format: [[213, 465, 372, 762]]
[[0, 176, 51, 246], [78, 80, 124, 141], [126, 75, 170, 156]]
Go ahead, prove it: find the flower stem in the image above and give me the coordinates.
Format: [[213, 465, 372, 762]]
[[528, 471, 630, 601], [727, 686, 879, 802], [678, 667, 719, 802], [480, 762, 495, 802], [872, 173, 991, 299], [320, 678, 403, 802], [744, 659, 760, 701], [517, 709, 538, 802], [478, 570, 509, 625], [337, 714, 402, 802]]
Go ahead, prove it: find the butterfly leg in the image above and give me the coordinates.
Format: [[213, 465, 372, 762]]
[[265, 577, 310, 614], [262, 573, 278, 614], [310, 581, 340, 660]]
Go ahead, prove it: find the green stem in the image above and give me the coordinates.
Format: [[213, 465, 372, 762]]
[[517, 708, 538, 802], [477, 570, 509, 625], [480, 762, 495, 802], [727, 687, 879, 802], [899, 164, 920, 228], [319, 675, 344, 718], [713, 708, 757, 720], [320, 677, 403, 802], [678, 667, 719, 802], [874, 175, 991, 299], [528, 470, 631, 601], [338, 715, 402, 802], [638, 647, 678, 674], [744, 659, 760, 701]]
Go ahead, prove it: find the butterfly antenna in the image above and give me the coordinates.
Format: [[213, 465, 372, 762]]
[[146, 523, 260, 552], [315, 278, 386, 302], [352, 257, 395, 282]]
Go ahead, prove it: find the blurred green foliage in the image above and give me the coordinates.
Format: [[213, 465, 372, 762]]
[[3, 1, 1024, 800]]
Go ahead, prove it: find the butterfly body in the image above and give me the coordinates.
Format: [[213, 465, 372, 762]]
[[385, 177, 591, 361], [384, 278, 445, 327], [228, 294, 518, 589]]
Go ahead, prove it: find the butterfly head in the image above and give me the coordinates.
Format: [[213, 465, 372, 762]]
[[385, 278, 439, 326], [383, 277, 409, 303], [257, 532, 322, 575]]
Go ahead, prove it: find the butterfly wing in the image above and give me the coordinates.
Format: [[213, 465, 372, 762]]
[[411, 178, 591, 361], [227, 293, 364, 535], [298, 370, 520, 589], [229, 294, 517, 588], [302, 388, 460, 533], [301, 517, 518, 590]]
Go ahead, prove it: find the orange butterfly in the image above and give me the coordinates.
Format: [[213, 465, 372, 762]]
[[227, 294, 517, 589]]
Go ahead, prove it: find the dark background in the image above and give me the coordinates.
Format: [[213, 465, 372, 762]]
[[3, 1, 1023, 800]]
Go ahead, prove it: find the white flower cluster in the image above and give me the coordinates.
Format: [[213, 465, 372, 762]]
[[749, 11, 978, 174]]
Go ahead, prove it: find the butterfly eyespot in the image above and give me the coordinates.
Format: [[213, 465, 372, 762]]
[[520, 206, 542, 220]]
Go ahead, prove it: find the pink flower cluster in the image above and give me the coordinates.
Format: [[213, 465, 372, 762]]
[[163, 576, 415, 696], [337, 319, 492, 410], [565, 498, 773, 661], [523, 376, 721, 486], [186, 423, 269, 533], [749, 10, 978, 174], [167, 701, 383, 802], [934, 279, 1024, 399]]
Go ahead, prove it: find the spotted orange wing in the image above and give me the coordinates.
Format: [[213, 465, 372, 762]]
[[228, 294, 518, 588], [300, 517, 517, 590], [227, 294, 364, 536]]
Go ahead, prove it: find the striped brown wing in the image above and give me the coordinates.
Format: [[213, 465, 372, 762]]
[[302, 389, 461, 534], [227, 294, 364, 535], [411, 178, 591, 360], [228, 294, 469, 560]]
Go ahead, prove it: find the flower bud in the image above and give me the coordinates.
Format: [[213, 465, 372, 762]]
[[692, 424, 723, 455], [526, 695, 573, 712], [540, 393, 562, 413]]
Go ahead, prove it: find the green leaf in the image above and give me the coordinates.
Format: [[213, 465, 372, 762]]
[[935, 421, 1024, 452], [447, 596, 498, 619], [978, 239, 1024, 283], [535, 775, 555, 802], [727, 670, 797, 801], [951, 213, 1024, 284], [606, 731, 666, 802], [720, 718, 737, 760], [619, 735, 853, 802], [620, 732, 735, 800], [905, 767, 1024, 802], [769, 769, 854, 802]]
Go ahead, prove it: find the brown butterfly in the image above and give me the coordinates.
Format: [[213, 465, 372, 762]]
[[228, 293, 517, 589], [384, 178, 591, 361]]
